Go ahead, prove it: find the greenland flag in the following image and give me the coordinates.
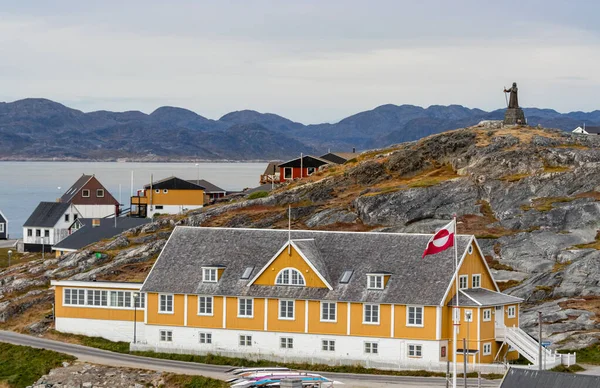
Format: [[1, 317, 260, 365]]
[[422, 219, 455, 258]]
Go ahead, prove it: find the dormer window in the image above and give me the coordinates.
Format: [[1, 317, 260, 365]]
[[203, 268, 217, 283], [367, 274, 384, 290], [275, 268, 306, 286]]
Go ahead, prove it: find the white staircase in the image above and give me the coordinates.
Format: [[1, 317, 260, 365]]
[[503, 326, 567, 369]]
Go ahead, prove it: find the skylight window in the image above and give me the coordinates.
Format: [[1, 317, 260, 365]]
[[241, 266, 254, 280], [340, 270, 354, 284]]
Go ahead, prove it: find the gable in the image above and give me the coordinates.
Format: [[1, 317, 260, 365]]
[[250, 242, 330, 289], [278, 156, 330, 168]]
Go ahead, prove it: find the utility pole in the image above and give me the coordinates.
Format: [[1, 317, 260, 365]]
[[538, 311, 543, 371], [463, 338, 467, 388]]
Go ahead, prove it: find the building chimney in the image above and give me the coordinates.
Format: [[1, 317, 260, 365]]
[[92, 219, 101, 228]]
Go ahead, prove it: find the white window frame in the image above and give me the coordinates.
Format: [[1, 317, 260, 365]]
[[280, 337, 294, 349], [307, 167, 316, 175], [63, 288, 86, 306], [86, 289, 108, 307], [64, 214, 70, 222], [202, 268, 218, 283], [109, 290, 133, 308], [364, 342, 378, 354], [408, 344, 423, 358], [239, 334, 252, 346], [238, 298, 254, 318], [199, 332, 212, 344], [321, 339, 335, 351], [82, 189, 90, 198], [320, 302, 337, 322], [96, 189, 104, 198], [464, 309, 473, 322], [0, 223, 3, 233], [468, 245, 473, 254], [198, 296, 213, 316], [134, 292, 145, 308], [163, 189, 168, 194], [367, 274, 384, 290], [363, 304, 380, 324], [159, 293, 174, 314], [407, 305, 424, 327], [483, 342, 492, 356], [283, 167, 293, 179], [472, 274, 481, 288], [275, 268, 306, 286], [155, 189, 160, 193], [278, 299, 295, 320], [459, 275, 468, 290], [483, 309, 491, 322], [507, 305, 516, 318], [159, 330, 173, 342]]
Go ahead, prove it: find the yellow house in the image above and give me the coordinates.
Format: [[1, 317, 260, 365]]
[[52, 227, 568, 370], [130, 176, 207, 218]]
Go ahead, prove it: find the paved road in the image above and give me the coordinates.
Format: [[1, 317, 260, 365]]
[[0, 330, 500, 387]]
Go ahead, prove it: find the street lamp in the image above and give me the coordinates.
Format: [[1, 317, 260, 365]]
[[7, 250, 12, 267], [133, 292, 140, 343]]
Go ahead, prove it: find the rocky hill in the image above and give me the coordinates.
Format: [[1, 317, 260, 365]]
[[2, 124, 600, 350], [1, 98, 600, 160]]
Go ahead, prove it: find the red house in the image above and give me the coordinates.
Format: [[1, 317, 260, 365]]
[[278, 155, 331, 182]]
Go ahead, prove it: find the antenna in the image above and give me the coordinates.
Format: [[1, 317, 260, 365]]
[[288, 205, 291, 255]]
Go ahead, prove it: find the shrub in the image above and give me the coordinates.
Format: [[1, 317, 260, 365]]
[[247, 191, 269, 200]]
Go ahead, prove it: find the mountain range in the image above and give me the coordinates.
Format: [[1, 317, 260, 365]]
[[0, 98, 598, 161]]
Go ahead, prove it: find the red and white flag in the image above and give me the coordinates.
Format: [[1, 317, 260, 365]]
[[422, 219, 455, 258]]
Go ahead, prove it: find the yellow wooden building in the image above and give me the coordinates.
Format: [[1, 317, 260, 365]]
[[130, 176, 207, 218]]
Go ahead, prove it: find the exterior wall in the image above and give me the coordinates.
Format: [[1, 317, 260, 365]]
[[266, 298, 304, 333], [70, 177, 118, 206], [147, 204, 203, 218], [75, 204, 117, 219], [394, 305, 437, 340], [146, 293, 185, 326], [253, 245, 328, 288], [56, 317, 145, 343], [279, 167, 320, 182], [225, 297, 265, 331], [306, 301, 347, 335], [22, 205, 79, 246], [0, 213, 7, 239], [187, 295, 224, 329], [148, 189, 206, 206], [349, 303, 392, 337]]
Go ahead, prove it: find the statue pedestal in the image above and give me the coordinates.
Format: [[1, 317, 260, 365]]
[[504, 108, 526, 125]]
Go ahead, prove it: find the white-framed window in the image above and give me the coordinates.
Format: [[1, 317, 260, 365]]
[[159, 330, 172, 342], [464, 309, 473, 322], [307, 167, 316, 175], [133, 292, 145, 308], [86, 290, 108, 306], [202, 268, 217, 283], [279, 299, 295, 320], [459, 275, 468, 290], [96, 189, 104, 197], [363, 304, 380, 324], [364, 342, 378, 354], [483, 343, 492, 355], [82, 189, 90, 197], [64, 214, 70, 222], [239, 335, 252, 346], [367, 274, 384, 290], [199, 332, 212, 344], [163, 189, 168, 194], [36, 229, 41, 237], [64, 288, 85, 305], [407, 306, 424, 326], [159, 294, 174, 313], [110, 290, 132, 308], [155, 189, 160, 193], [198, 296, 213, 315], [280, 337, 294, 349], [322, 340, 335, 351], [321, 302, 336, 322], [472, 274, 481, 288], [0, 223, 4, 233], [468, 245, 473, 254], [284, 167, 292, 179], [408, 344, 423, 358], [483, 309, 491, 322], [275, 268, 305, 286], [507, 305, 516, 318], [27, 229, 32, 237], [238, 298, 253, 318]]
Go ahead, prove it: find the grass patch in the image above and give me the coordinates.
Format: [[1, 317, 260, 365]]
[[535, 285, 554, 293], [247, 191, 269, 200], [552, 260, 572, 273], [558, 344, 600, 365], [163, 374, 229, 388], [499, 173, 530, 182], [0, 342, 75, 388], [522, 197, 575, 212], [543, 165, 571, 174], [498, 279, 522, 292], [550, 364, 585, 373], [486, 258, 514, 271], [0, 248, 29, 269], [49, 331, 130, 353]]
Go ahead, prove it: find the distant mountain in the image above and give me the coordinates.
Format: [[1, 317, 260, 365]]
[[0, 98, 598, 161]]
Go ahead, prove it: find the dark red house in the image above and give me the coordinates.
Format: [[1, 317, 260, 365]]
[[278, 155, 331, 182]]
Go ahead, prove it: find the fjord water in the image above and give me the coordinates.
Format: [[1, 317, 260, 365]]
[[0, 161, 265, 238]]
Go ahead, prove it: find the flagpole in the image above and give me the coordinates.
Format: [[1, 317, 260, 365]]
[[453, 215, 459, 388]]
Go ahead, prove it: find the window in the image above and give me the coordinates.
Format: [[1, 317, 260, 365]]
[[0, 224, 3, 233], [110, 291, 132, 308], [407, 306, 424, 326], [279, 300, 295, 320], [284, 167, 292, 179], [36, 229, 41, 237], [134, 292, 145, 308], [472, 274, 481, 288], [275, 268, 305, 286], [322, 340, 335, 351], [241, 266, 254, 279], [198, 296, 213, 315], [74, 214, 78, 220], [155, 205, 163, 210], [64, 289, 85, 305], [203, 268, 217, 283], [86, 290, 108, 306], [468, 245, 473, 254], [507, 305, 516, 318], [459, 275, 468, 289], [280, 337, 293, 349], [408, 344, 423, 358], [483, 309, 491, 322], [364, 342, 378, 354], [367, 275, 384, 290], [155, 189, 160, 193], [27, 229, 32, 237], [159, 294, 174, 313], [239, 335, 252, 346], [363, 304, 380, 324], [82, 189, 90, 197], [464, 309, 473, 322], [160, 330, 172, 342], [483, 343, 492, 355], [64, 214, 70, 222], [163, 189, 168, 194], [321, 302, 336, 322], [307, 167, 316, 175], [340, 270, 353, 283], [238, 298, 253, 317], [199, 332, 212, 344], [44, 230, 50, 238]]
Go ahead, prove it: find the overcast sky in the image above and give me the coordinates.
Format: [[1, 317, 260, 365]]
[[1, 1, 599, 123]]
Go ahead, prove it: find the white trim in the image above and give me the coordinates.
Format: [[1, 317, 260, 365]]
[[320, 301, 337, 323], [438, 235, 472, 306], [283, 167, 293, 180], [304, 300, 309, 333], [477, 309, 481, 345], [197, 295, 214, 316], [459, 274, 469, 290], [52, 248, 78, 253], [264, 298, 268, 331], [222, 296, 227, 328], [482, 308, 492, 322], [275, 267, 306, 286], [390, 304, 395, 338], [183, 294, 188, 326], [96, 189, 105, 198], [472, 237, 501, 292], [483, 342, 492, 356], [407, 343, 423, 358], [367, 274, 385, 290], [346, 302, 351, 335], [472, 274, 482, 288], [507, 305, 516, 318], [459, 289, 482, 306], [435, 306, 442, 340], [278, 299, 295, 320], [406, 305, 424, 327], [82, 189, 90, 198], [202, 267, 218, 283], [51, 280, 142, 290]]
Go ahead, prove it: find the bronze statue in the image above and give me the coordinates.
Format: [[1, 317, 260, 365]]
[[504, 82, 519, 109]]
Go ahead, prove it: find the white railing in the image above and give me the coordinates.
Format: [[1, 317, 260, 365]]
[[504, 326, 568, 369]]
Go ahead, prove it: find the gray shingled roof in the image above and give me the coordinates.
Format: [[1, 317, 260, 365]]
[[24, 202, 71, 227], [500, 368, 600, 388], [60, 175, 93, 203], [53, 218, 150, 251], [186, 179, 225, 193], [448, 288, 522, 307], [291, 239, 332, 287], [142, 227, 473, 305]]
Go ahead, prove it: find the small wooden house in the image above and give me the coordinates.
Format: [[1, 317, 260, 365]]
[[278, 155, 331, 182], [0, 209, 8, 240]]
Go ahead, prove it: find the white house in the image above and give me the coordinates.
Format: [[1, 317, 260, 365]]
[[573, 124, 600, 135], [23, 202, 81, 252]]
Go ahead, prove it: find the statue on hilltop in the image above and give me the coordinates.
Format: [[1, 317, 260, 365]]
[[503, 81, 526, 125], [504, 82, 519, 109]]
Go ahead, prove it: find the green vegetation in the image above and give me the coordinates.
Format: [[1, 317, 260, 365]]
[[163, 374, 229, 388], [559, 344, 600, 365], [50, 331, 129, 353], [0, 342, 75, 388], [247, 191, 269, 200], [0, 248, 25, 269], [550, 364, 585, 373], [535, 285, 554, 293], [573, 231, 600, 250], [552, 260, 572, 273], [486, 259, 514, 271]]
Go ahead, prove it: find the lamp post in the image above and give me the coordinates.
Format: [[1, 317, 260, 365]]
[[195, 163, 200, 185], [7, 250, 12, 267], [133, 292, 140, 344]]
